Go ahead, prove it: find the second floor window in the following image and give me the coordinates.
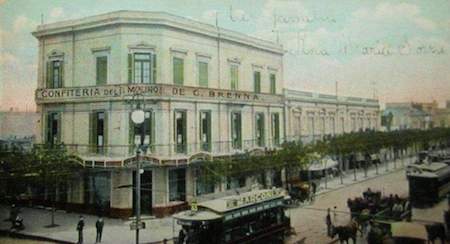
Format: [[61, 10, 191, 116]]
[[173, 57, 184, 85], [231, 112, 242, 149], [254, 71, 261, 93], [270, 74, 276, 94], [230, 65, 239, 90], [271, 113, 280, 146], [129, 111, 153, 151], [46, 60, 63, 88], [200, 111, 211, 152], [198, 62, 208, 87], [128, 52, 156, 84], [46, 112, 60, 145], [174, 110, 187, 153], [90, 111, 107, 153], [255, 113, 265, 147], [96, 56, 107, 85]]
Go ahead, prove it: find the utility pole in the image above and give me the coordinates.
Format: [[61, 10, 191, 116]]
[[130, 94, 147, 244]]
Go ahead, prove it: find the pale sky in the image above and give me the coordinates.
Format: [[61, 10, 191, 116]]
[[1, 0, 450, 111]]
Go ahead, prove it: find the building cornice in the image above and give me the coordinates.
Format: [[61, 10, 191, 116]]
[[32, 11, 284, 55], [284, 89, 380, 108]]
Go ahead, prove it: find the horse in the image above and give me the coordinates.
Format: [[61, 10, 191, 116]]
[[331, 220, 359, 244], [425, 222, 446, 244]]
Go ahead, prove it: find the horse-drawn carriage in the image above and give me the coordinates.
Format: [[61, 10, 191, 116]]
[[286, 179, 311, 204]]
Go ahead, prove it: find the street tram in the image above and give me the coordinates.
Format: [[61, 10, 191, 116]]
[[406, 162, 450, 207], [173, 188, 291, 244]]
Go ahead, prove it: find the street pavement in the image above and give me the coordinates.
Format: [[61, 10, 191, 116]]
[[0, 156, 423, 244], [286, 157, 415, 244]]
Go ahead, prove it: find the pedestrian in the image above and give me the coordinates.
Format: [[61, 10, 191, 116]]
[[95, 216, 104, 243], [333, 206, 338, 223], [9, 204, 18, 222], [326, 208, 332, 237], [311, 181, 317, 201], [76, 215, 84, 244]]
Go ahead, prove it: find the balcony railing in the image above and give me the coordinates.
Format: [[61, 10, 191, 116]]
[[46, 138, 284, 160]]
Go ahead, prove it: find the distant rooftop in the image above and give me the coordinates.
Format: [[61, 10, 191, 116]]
[[284, 89, 379, 107]]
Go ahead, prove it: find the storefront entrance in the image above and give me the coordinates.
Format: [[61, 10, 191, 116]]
[[133, 169, 152, 215]]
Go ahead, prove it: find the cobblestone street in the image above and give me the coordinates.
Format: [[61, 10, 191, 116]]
[[287, 160, 411, 244]]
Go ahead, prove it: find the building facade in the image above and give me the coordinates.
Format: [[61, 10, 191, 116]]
[[33, 11, 379, 218]]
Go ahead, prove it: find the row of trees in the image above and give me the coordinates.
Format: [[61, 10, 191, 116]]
[[0, 144, 82, 226], [197, 127, 450, 185]]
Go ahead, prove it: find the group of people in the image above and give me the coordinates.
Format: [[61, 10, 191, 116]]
[[76, 215, 104, 244], [347, 188, 410, 222]]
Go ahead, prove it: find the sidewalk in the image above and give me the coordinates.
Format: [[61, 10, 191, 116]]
[[0, 155, 415, 244], [0, 206, 179, 244], [313, 155, 415, 197]]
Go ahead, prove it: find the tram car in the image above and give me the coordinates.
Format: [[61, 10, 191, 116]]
[[406, 162, 450, 207], [173, 188, 291, 244]]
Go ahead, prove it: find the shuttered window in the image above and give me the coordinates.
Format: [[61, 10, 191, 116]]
[[96, 56, 107, 85], [270, 73, 276, 94], [128, 53, 156, 84], [198, 62, 208, 87], [173, 57, 184, 85], [174, 110, 187, 153], [90, 111, 108, 154], [231, 112, 242, 149], [46, 60, 63, 88], [253, 71, 261, 93], [200, 111, 211, 152], [230, 65, 238, 90], [129, 111, 154, 153], [256, 113, 265, 147], [271, 113, 280, 146], [46, 112, 61, 145]]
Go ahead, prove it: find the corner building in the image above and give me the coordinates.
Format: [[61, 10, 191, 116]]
[[33, 11, 380, 218], [33, 11, 285, 218]]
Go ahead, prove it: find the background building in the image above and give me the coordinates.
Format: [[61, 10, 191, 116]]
[[33, 11, 379, 218]]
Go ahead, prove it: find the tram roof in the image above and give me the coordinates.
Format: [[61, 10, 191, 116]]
[[173, 210, 222, 222], [407, 162, 450, 178], [198, 188, 286, 214]]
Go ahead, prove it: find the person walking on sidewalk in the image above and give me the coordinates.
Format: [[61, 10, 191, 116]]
[[311, 181, 317, 201], [326, 208, 332, 237], [76, 215, 85, 244], [96, 217, 104, 243]]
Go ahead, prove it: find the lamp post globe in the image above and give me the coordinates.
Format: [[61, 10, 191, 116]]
[[131, 109, 145, 124]]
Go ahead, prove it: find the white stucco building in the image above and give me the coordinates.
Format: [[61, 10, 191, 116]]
[[32, 11, 379, 218]]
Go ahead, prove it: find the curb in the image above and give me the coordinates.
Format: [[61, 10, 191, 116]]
[[0, 229, 75, 243]]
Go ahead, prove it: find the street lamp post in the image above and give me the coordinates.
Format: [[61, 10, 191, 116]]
[[131, 106, 146, 244]]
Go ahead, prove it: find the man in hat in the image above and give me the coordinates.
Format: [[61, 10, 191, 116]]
[[76, 215, 85, 244]]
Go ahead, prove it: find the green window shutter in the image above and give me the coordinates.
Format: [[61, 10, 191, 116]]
[[254, 72, 261, 93], [45, 113, 50, 144], [198, 62, 208, 87], [89, 112, 97, 150], [128, 53, 134, 83], [57, 113, 62, 144], [173, 57, 184, 85], [96, 56, 107, 85], [103, 112, 108, 147], [270, 74, 276, 94], [46, 61, 53, 88], [59, 61, 64, 88], [237, 113, 242, 148], [152, 54, 157, 84]]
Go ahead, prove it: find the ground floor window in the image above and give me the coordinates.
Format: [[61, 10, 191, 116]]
[[84, 171, 111, 214], [169, 168, 186, 201]]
